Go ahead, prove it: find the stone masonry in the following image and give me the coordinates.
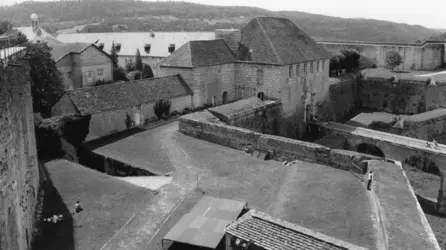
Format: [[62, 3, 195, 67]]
[[0, 66, 39, 250]]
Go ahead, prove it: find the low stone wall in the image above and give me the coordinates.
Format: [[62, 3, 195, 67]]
[[179, 111, 377, 174]]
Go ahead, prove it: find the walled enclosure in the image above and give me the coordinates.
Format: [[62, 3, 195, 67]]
[[320, 42, 445, 71], [179, 111, 374, 174], [0, 66, 39, 250]]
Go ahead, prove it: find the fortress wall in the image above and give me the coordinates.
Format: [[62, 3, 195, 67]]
[[0, 66, 39, 250], [178, 112, 373, 174], [321, 42, 444, 71], [325, 75, 359, 121], [359, 78, 428, 114]]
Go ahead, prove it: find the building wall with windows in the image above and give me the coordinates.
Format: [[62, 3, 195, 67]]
[[55, 45, 113, 90], [80, 46, 113, 87]]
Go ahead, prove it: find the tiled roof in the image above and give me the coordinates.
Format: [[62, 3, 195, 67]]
[[55, 32, 215, 58], [238, 17, 330, 65], [50, 42, 92, 61], [160, 39, 236, 68], [65, 75, 192, 115], [225, 210, 367, 250]]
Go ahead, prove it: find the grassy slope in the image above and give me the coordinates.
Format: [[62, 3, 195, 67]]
[[0, 1, 441, 43], [34, 159, 156, 250]]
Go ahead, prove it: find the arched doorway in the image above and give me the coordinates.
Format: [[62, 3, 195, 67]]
[[257, 92, 265, 101], [222, 91, 228, 104], [357, 143, 385, 158]]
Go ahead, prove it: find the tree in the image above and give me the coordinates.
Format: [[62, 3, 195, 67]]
[[0, 20, 12, 35], [26, 42, 64, 117], [385, 51, 403, 72], [340, 49, 360, 72], [113, 66, 129, 82], [329, 53, 345, 76], [110, 41, 119, 68], [125, 61, 135, 72], [141, 63, 154, 79], [154, 99, 171, 119], [135, 49, 143, 71]]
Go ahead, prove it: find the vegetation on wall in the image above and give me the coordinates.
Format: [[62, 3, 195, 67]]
[[142, 64, 154, 79], [403, 155, 440, 175], [113, 66, 129, 82], [329, 50, 361, 76], [154, 99, 171, 119], [26, 42, 65, 118], [135, 49, 143, 71]]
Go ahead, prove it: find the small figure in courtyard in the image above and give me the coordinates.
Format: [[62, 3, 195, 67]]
[[433, 139, 438, 148], [74, 201, 83, 214], [367, 171, 374, 191], [426, 141, 431, 148]]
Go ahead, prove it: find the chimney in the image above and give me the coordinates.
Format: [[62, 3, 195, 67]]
[[215, 29, 241, 55]]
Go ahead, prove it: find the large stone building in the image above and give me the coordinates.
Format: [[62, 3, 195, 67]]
[[160, 17, 331, 138], [56, 31, 215, 77], [50, 42, 114, 90]]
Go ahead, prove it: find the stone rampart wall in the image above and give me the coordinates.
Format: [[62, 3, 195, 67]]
[[0, 66, 39, 250], [179, 111, 376, 174], [321, 42, 445, 71]]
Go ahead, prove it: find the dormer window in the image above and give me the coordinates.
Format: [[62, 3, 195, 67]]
[[115, 43, 121, 52], [168, 44, 175, 53], [98, 43, 104, 50], [144, 44, 151, 54]]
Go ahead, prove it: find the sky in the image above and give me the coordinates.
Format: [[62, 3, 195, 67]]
[[1, 0, 446, 29]]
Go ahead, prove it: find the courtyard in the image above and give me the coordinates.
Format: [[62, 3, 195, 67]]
[[36, 121, 380, 250]]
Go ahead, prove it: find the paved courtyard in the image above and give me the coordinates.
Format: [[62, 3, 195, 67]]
[[80, 122, 379, 250]]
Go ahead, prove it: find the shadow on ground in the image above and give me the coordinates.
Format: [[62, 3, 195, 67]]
[[84, 127, 146, 150], [31, 163, 75, 250]]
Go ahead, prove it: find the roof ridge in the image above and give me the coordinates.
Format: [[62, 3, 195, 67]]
[[255, 17, 283, 65]]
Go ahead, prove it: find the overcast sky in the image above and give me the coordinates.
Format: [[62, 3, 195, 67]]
[[2, 0, 446, 29]]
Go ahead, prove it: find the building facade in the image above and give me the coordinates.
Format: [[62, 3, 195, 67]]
[[160, 17, 331, 138], [50, 43, 113, 90]]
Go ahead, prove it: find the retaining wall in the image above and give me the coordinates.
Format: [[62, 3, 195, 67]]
[[179, 111, 375, 174]]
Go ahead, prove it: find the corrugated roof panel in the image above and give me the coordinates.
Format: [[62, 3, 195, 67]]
[[163, 196, 246, 249]]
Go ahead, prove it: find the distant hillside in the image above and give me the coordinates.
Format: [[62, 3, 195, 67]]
[[0, 0, 441, 43]]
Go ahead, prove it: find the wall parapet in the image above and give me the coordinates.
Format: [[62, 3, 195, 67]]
[[178, 111, 376, 174]]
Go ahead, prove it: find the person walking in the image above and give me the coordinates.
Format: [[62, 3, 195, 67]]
[[74, 201, 83, 214], [367, 171, 374, 191], [433, 139, 438, 149]]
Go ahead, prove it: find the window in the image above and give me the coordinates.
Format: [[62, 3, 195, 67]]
[[296, 64, 300, 77], [168, 44, 175, 53], [316, 61, 320, 72], [289, 65, 293, 78], [115, 43, 121, 52], [97, 68, 104, 79], [144, 44, 151, 54], [87, 70, 93, 82], [257, 69, 264, 85], [67, 71, 72, 78], [310, 61, 313, 73], [322, 60, 325, 71], [303, 63, 307, 75], [98, 43, 104, 50]]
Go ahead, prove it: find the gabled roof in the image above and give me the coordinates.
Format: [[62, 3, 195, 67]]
[[56, 32, 215, 58], [238, 17, 330, 65], [62, 75, 192, 116], [225, 209, 367, 250], [14, 26, 63, 45], [159, 39, 236, 68], [50, 42, 92, 62]]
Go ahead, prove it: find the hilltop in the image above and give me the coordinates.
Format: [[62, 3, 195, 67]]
[[0, 0, 441, 43]]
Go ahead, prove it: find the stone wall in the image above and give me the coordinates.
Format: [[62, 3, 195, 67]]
[[86, 94, 192, 141], [195, 63, 236, 107], [80, 46, 113, 88], [179, 111, 374, 174], [320, 42, 445, 71], [323, 75, 359, 122], [0, 66, 39, 250], [359, 77, 429, 114]]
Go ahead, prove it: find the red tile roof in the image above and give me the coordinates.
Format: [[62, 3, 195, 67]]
[[225, 210, 368, 250]]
